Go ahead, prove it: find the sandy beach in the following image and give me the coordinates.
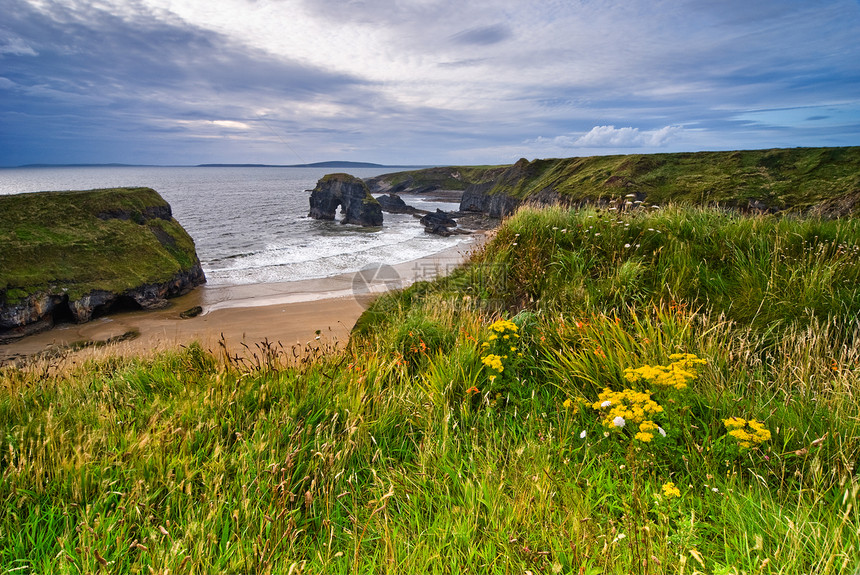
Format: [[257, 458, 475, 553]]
[[0, 238, 483, 365]]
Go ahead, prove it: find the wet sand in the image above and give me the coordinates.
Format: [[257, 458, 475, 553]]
[[0, 238, 483, 365]]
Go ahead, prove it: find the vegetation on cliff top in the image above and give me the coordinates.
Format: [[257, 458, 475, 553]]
[[1, 204, 857, 573], [366, 164, 506, 192], [371, 147, 860, 215], [0, 187, 200, 303]]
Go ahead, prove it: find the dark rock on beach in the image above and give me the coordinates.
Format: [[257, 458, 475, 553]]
[[420, 209, 463, 237], [309, 173, 383, 226], [180, 305, 204, 319], [376, 193, 419, 214]]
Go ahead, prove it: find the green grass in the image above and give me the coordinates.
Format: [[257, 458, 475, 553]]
[[370, 147, 860, 215], [1, 206, 859, 573], [0, 188, 200, 303], [367, 165, 507, 192]]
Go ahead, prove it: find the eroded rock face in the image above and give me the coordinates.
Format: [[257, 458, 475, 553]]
[[308, 173, 383, 226], [460, 182, 521, 218], [0, 264, 206, 343]]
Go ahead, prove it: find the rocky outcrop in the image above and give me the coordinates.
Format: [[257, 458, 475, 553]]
[[460, 181, 521, 218], [420, 209, 458, 236], [376, 193, 419, 214], [0, 187, 206, 342], [309, 173, 383, 226], [0, 265, 205, 342]]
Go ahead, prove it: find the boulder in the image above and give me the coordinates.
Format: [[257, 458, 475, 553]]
[[420, 209, 458, 236], [376, 193, 419, 214], [309, 173, 383, 226]]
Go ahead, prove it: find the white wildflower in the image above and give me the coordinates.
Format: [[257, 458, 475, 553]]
[[613, 416, 626, 428], [579, 430, 587, 439], [601, 400, 612, 408]]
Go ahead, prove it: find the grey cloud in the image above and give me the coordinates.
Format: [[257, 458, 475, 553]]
[[449, 23, 512, 46], [437, 57, 488, 68]]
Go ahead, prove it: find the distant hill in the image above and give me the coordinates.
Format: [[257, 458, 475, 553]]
[[196, 161, 426, 169], [9, 161, 428, 169], [13, 163, 153, 168]]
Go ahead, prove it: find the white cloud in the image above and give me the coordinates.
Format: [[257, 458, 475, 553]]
[[576, 125, 681, 147], [0, 31, 37, 56], [533, 125, 682, 149]]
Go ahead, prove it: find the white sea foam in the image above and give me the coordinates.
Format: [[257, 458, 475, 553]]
[[0, 165, 469, 287]]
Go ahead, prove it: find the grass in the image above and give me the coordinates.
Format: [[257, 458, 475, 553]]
[[0, 188, 200, 304], [1, 205, 859, 573], [370, 147, 860, 216]]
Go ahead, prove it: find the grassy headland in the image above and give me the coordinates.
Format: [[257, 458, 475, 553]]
[[1, 202, 858, 573], [369, 147, 860, 216], [0, 188, 200, 304]]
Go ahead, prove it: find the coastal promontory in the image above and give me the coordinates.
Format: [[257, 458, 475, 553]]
[[308, 173, 383, 226], [0, 187, 205, 341]]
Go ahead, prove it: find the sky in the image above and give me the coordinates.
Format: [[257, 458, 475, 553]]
[[1, 0, 859, 166]]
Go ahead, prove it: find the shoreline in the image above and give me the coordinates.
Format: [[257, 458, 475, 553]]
[[0, 236, 485, 366]]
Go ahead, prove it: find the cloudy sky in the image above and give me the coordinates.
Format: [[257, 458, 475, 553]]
[[1, 0, 859, 166]]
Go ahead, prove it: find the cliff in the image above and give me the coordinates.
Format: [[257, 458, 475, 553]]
[[461, 147, 860, 217], [0, 187, 205, 341], [367, 147, 860, 219], [309, 173, 383, 226], [365, 165, 505, 195]]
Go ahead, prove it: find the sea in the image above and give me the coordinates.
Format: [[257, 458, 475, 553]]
[[0, 166, 468, 289]]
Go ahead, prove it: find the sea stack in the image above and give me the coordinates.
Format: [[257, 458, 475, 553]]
[[308, 173, 383, 226]]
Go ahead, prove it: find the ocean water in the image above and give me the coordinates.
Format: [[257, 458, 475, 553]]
[[0, 166, 467, 287]]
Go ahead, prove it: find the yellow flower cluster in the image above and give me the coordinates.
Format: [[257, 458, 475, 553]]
[[481, 354, 505, 373], [661, 482, 681, 498], [489, 319, 520, 335], [723, 417, 772, 449], [480, 319, 522, 384], [635, 420, 659, 442], [592, 388, 663, 438], [623, 353, 707, 390]]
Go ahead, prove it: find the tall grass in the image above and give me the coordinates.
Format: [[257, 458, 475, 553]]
[[1, 205, 858, 573]]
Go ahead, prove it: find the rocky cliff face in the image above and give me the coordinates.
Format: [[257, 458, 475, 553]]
[[458, 149, 860, 219], [460, 181, 522, 218], [309, 173, 383, 226], [0, 187, 206, 342]]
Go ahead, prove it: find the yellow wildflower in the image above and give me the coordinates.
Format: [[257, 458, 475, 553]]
[[489, 319, 519, 334], [662, 482, 681, 498], [481, 354, 504, 373], [624, 354, 707, 391], [723, 417, 771, 449], [722, 416, 746, 429], [593, 388, 663, 430]]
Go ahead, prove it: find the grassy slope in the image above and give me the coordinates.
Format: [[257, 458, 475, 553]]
[[372, 147, 860, 213], [490, 147, 860, 208], [0, 188, 200, 303], [367, 165, 507, 191], [1, 205, 858, 573]]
